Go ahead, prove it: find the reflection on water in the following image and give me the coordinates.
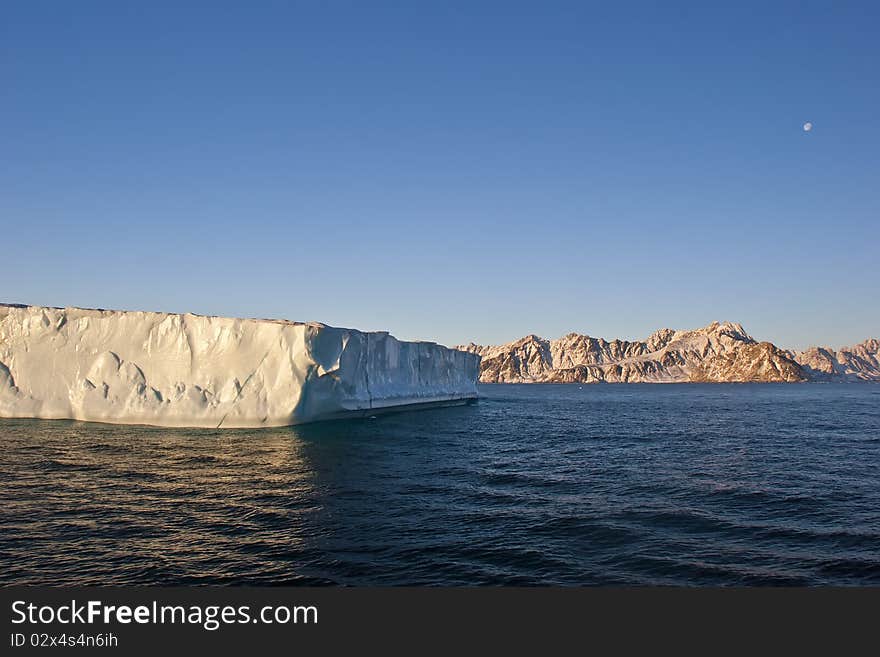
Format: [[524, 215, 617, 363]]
[[1, 423, 325, 584], [1, 384, 879, 585]]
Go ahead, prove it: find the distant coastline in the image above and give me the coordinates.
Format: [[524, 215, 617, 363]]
[[457, 322, 879, 384]]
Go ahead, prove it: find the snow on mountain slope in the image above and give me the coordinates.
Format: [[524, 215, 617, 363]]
[[790, 339, 880, 381], [457, 322, 810, 383], [0, 304, 480, 427]]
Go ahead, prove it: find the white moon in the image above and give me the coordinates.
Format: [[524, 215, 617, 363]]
[[803, 122, 813, 132]]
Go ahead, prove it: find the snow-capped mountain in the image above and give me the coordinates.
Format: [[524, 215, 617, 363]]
[[457, 322, 879, 383], [789, 339, 880, 381]]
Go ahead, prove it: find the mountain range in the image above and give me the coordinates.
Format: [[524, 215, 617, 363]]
[[455, 322, 880, 383]]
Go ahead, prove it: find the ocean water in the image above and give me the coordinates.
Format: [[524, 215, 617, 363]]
[[1, 383, 878, 586]]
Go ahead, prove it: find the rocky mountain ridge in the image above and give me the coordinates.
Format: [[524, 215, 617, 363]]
[[789, 339, 880, 382], [456, 322, 879, 383]]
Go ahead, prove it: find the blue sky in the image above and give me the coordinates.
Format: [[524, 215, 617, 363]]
[[2, 1, 877, 349]]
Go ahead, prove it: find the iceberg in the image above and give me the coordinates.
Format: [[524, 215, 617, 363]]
[[0, 304, 480, 428]]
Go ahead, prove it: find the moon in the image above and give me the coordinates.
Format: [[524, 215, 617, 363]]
[[803, 122, 813, 132]]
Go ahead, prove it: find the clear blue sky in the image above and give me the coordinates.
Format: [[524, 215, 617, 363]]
[[2, 1, 877, 350]]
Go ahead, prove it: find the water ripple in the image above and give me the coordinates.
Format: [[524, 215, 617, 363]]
[[1, 383, 879, 585]]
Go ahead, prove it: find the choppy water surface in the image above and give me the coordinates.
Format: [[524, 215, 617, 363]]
[[1, 384, 879, 586]]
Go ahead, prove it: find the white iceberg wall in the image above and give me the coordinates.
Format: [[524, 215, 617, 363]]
[[0, 305, 479, 428]]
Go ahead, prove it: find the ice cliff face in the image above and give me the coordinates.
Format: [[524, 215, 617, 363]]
[[0, 304, 480, 427], [456, 322, 876, 383]]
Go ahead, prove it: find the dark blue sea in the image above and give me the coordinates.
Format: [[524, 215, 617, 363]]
[[1, 384, 878, 586]]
